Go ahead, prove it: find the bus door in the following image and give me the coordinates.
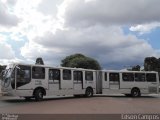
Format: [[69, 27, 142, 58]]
[[73, 71, 83, 90], [146, 73, 159, 93], [109, 73, 120, 89], [48, 69, 61, 91], [102, 72, 109, 89], [60, 69, 73, 90], [83, 71, 94, 89], [15, 65, 32, 90]]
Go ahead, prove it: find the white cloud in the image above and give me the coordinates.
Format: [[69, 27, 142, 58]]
[[0, 0, 62, 41], [20, 41, 64, 66], [0, 34, 7, 42], [0, 0, 19, 27], [20, 25, 157, 69], [19, 0, 160, 69], [0, 41, 15, 59], [0, 34, 23, 65], [37, 0, 64, 16], [1, 0, 17, 6], [130, 22, 160, 34], [1, 0, 160, 69], [0, 58, 26, 65], [7, 0, 63, 40]]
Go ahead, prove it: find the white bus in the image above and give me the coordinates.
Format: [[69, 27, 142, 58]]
[[96, 70, 159, 97], [1, 63, 96, 101], [1, 63, 159, 101]]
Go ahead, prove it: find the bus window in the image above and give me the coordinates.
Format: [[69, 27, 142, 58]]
[[49, 69, 60, 80], [17, 65, 31, 88], [109, 73, 119, 82], [63, 69, 71, 80], [74, 71, 83, 82], [85, 71, 93, 81], [122, 73, 134, 82], [135, 73, 145, 82], [104, 72, 107, 81], [146, 73, 156, 82], [32, 67, 45, 79]]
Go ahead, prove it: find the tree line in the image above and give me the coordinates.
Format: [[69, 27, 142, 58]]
[[0, 54, 160, 75], [144, 57, 160, 72]]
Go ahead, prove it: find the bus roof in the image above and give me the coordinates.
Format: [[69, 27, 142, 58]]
[[8, 63, 158, 73], [99, 70, 158, 73], [9, 63, 97, 71]]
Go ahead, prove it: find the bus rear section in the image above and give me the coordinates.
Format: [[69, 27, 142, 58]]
[[98, 71, 159, 97]]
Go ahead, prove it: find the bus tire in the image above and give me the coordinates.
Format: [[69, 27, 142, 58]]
[[131, 88, 141, 97], [85, 87, 93, 97], [34, 89, 44, 101]]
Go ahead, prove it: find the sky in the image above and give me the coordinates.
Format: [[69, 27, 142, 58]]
[[0, 0, 160, 70]]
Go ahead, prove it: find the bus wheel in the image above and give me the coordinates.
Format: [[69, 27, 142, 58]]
[[34, 89, 44, 101], [85, 88, 93, 97], [131, 88, 141, 97]]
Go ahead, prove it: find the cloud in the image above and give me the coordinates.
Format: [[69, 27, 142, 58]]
[[6, 0, 17, 6], [20, 41, 64, 66], [130, 22, 160, 34], [37, 0, 64, 16], [0, 1, 19, 27], [7, 0, 63, 41], [1, 0, 160, 69], [19, 0, 160, 69], [0, 41, 15, 59], [21, 25, 157, 69], [63, 0, 160, 27], [0, 34, 23, 65]]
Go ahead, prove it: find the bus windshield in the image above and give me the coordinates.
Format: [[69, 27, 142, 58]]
[[1, 64, 15, 88]]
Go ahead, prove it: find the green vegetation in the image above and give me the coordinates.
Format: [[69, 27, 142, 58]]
[[61, 53, 101, 70], [131, 65, 141, 71], [144, 57, 160, 72]]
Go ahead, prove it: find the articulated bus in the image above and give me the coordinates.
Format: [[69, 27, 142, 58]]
[[1, 63, 159, 101]]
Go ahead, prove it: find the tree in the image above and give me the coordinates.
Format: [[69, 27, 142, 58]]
[[144, 57, 159, 71], [131, 65, 140, 71], [61, 53, 101, 70], [35, 57, 44, 65], [144, 57, 160, 81]]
